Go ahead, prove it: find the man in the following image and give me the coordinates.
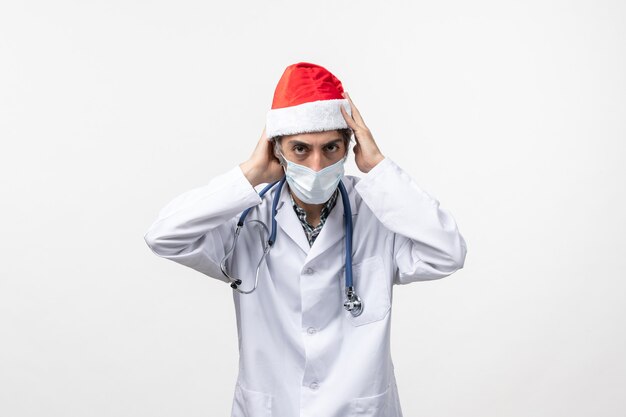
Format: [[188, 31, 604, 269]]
[[144, 62, 467, 417]]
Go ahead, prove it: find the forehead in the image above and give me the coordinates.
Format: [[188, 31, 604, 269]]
[[283, 130, 342, 146]]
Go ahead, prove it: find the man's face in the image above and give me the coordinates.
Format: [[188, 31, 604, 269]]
[[278, 130, 347, 172]]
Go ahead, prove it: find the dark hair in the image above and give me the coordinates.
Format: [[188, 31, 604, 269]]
[[272, 128, 353, 163]]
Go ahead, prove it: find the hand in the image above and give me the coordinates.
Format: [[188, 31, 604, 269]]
[[239, 126, 285, 186], [340, 91, 385, 173]]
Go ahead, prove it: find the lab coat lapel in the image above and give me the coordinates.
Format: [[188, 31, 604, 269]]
[[274, 182, 311, 255], [305, 181, 358, 265]]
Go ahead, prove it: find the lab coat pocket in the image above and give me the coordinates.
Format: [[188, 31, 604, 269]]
[[342, 255, 391, 327], [232, 381, 273, 417], [349, 382, 391, 416]]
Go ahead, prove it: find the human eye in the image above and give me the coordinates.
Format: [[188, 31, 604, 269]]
[[293, 145, 308, 155], [325, 144, 340, 152]]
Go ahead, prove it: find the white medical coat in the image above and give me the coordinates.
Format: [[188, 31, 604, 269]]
[[144, 157, 467, 417]]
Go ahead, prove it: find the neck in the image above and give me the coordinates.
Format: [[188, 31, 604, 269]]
[[290, 190, 324, 224]]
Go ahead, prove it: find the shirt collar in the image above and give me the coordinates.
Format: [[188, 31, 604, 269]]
[[289, 188, 338, 224]]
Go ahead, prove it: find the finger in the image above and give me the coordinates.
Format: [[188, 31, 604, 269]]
[[340, 103, 359, 131], [342, 91, 366, 126]]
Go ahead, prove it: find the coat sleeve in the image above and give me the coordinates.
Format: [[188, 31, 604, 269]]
[[143, 165, 262, 282], [354, 157, 467, 285]]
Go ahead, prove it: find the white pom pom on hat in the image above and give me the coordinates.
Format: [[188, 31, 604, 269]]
[[265, 62, 352, 140]]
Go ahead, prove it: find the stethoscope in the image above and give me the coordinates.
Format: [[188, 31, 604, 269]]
[[220, 176, 363, 317]]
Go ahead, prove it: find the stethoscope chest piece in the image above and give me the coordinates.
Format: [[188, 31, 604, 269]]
[[343, 286, 363, 317]]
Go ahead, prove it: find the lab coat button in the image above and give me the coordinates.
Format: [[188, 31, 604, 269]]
[[303, 267, 314, 275], [309, 381, 319, 390], [307, 327, 317, 334]]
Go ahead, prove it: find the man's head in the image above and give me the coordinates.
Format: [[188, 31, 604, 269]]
[[264, 62, 352, 205], [272, 128, 352, 172]]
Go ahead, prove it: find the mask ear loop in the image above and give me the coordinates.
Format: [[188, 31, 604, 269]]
[[277, 151, 288, 168], [271, 137, 287, 168]]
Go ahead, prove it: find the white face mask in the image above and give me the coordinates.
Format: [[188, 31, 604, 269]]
[[279, 152, 347, 204]]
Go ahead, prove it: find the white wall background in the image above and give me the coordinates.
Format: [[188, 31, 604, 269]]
[[1, 1, 625, 416]]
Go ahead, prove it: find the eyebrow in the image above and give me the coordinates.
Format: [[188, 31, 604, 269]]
[[287, 138, 343, 147]]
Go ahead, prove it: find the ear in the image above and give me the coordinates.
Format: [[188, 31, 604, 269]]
[[272, 138, 287, 166]]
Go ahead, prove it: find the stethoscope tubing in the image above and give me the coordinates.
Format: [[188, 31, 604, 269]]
[[221, 176, 362, 316], [337, 181, 353, 288]]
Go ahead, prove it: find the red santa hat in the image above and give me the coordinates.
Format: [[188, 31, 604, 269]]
[[265, 62, 353, 140]]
